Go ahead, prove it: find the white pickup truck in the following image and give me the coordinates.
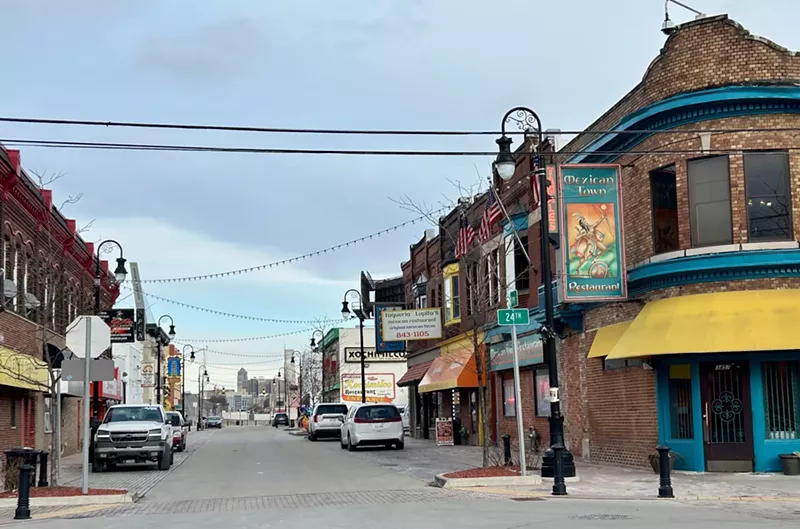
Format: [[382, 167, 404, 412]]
[[93, 404, 174, 472]]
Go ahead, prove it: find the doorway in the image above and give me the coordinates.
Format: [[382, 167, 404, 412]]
[[700, 361, 754, 472]]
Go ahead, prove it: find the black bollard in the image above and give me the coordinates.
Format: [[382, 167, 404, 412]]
[[501, 434, 512, 466], [37, 451, 49, 488], [552, 443, 567, 496], [657, 445, 674, 498], [15, 464, 33, 520]]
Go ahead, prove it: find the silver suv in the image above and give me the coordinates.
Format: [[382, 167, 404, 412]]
[[93, 404, 173, 472]]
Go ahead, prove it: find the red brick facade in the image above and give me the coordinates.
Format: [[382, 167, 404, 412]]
[[0, 145, 118, 456]]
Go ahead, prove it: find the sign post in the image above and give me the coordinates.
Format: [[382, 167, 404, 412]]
[[497, 305, 529, 476], [66, 316, 111, 495]]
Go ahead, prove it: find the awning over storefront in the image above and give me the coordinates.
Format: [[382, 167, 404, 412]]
[[587, 321, 632, 358], [397, 360, 434, 387], [0, 346, 49, 391], [418, 332, 483, 393], [606, 289, 800, 360]]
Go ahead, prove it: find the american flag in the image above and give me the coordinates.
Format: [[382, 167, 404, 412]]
[[478, 188, 503, 241], [455, 215, 475, 259]]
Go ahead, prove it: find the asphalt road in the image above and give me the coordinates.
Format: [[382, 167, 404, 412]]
[[9, 427, 797, 528]]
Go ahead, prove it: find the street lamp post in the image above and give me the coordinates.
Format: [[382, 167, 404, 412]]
[[198, 366, 208, 430], [93, 240, 128, 419], [310, 330, 325, 403], [122, 372, 128, 404], [495, 107, 572, 496], [182, 345, 195, 418], [156, 315, 176, 405], [340, 290, 366, 403]]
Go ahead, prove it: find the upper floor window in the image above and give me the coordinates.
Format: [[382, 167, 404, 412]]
[[650, 165, 679, 254], [485, 247, 501, 306], [505, 233, 530, 293], [413, 274, 428, 309], [443, 264, 460, 325], [744, 151, 792, 241], [687, 156, 732, 247]]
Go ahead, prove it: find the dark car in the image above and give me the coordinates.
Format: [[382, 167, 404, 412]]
[[272, 413, 289, 427], [206, 416, 223, 428]]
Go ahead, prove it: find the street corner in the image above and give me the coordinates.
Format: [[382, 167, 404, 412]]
[[434, 468, 543, 489], [0, 487, 133, 509]]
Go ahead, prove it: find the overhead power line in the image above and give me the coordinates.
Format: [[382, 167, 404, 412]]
[[131, 207, 450, 283], [1, 115, 798, 137], [2, 137, 797, 158]]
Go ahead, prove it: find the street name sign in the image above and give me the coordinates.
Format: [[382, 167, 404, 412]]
[[498, 309, 530, 326], [508, 289, 519, 308]]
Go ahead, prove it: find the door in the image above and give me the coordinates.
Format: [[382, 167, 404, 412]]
[[700, 361, 754, 472]]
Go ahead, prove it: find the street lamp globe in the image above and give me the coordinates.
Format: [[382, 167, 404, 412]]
[[168, 325, 176, 340], [113, 257, 128, 283], [190, 351, 195, 362], [309, 337, 316, 347], [495, 135, 516, 181], [340, 300, 351, 320]]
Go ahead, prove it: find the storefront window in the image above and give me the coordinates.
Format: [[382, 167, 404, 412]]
[[744, 151, 793, 241], [534, 368, 551, 417], [687, 156, 732, 247], [763, 360, 799, 439], [502, 377, 515, 416], [650, 165, 679, 254], [668, 364, 693, 439]]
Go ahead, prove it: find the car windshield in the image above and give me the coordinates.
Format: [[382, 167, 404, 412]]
[[166, 413, 182, 426], [103, 406, 162, 424], [276, 413, 287, 418], [208, 417, 220, 421], [355, 406, 400, 420], [316, 404, 347, 415]]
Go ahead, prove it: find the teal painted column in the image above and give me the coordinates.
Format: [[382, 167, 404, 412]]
[[689, 361, 705, 471], [749, 360, 768, 472]]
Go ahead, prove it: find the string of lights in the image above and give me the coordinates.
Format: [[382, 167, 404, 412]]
[[121, 284, 341, 324], [173, 341, 303, 359], [2, 137, 791, 158], [1, 114, 797, 137], [178, 330, 318, 343], [130, 207, 449, 283]]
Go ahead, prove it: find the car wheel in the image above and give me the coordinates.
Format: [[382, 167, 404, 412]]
[[309, 431, 316, 441], [340, 436, 347, 449], [396, 441, 404, 450], [347, 433, 357, 452]]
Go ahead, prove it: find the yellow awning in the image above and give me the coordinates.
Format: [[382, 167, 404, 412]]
[[0, 346, 49, 391], [587, 321, 632, 358], [606, 289, 800, 360]]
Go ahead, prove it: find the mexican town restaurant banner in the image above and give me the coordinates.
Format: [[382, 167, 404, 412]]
[[557, 164, 628, 302]]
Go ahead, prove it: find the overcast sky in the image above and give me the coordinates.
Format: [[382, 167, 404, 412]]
[[1, 0, 796, 389]]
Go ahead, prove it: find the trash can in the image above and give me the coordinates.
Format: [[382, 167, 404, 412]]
[[3, 448, 41, 491], [290, 419, 295, 428], [779, 454, 800, 476], [236, 420, 240, 426]]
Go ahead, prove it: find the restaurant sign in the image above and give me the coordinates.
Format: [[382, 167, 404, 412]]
[[489, 333, 544, 372], [98, 308, 136, 343], [344, 348, 407, 363], [341, 373, 396, 403]]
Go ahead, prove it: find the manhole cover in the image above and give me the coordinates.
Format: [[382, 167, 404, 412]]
[[511, 497, 545, 502], [569, 514, 635, 520]]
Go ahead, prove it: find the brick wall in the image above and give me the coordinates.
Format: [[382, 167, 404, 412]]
[[494, 368, 551, 452]]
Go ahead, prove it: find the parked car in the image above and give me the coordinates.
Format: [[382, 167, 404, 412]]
[[93, 404, 173, 472], [166, 411, 188, 452], [206, 416, 223, 429], [272, 412, 289, 427], [308, 403, 348, 441], [340, 403, 404, 451], [396, 405, 410, 432]]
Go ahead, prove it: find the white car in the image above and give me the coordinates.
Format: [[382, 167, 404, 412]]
[[340, 403, 404, 451], [308, 403, 348, 441], [397, 405, 410, 432]]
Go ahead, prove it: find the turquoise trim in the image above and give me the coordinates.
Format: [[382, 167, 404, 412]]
[[569, 85, 800, 164], [628, 249, 800, 296], [655, 353, 800, 473]]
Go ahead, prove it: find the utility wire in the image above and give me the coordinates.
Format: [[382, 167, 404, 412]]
[[131, 206, 450, 283], [120, 284, 341, 324], [2, 137, 794, 157], [1, 115, 797, 136]]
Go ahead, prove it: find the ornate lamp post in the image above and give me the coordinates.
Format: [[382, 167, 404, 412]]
[[310, 330, 325, 403], [156, 315, 176, 405], [340, 290, 366, 403]]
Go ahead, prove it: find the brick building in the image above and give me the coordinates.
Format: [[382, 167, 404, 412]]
[[0, 145, 118, 457], [555, 14, 800, 472], [398, 14, 800, 472]]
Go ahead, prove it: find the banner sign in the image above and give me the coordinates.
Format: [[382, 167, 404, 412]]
[[546, 165, 559, 234], [341, 373, 396, 403], [98, 308, 136, 343], [141, 362, 154, 388], [558, 164, 628, 302], [374, 304, 405, 352], [167, 356, 181, 377], [381, 308, 442, 342], [435, 418, 454, 446], [489, 333, 544, 372], [344, 348, 407, 363], [135, 308, 146, 341]]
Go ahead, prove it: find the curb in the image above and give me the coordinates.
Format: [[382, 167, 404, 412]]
[[0, 493, 133, 508], [451, 487, 800, 503], [435, 473, 543, 488]]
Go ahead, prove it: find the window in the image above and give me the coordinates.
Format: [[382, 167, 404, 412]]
[[486, 248, 501, 306], [650, 165, 679, 254], [668, 364, 693, 439], [534, 369, 551, 417], [687, 156, 732, 247], [763, 361, 799, 439], [451, 275, 460, 320], [502, 377, 515, 416], [513, 235, 530, 290], [10, 399, 16, 429], [466, 263, 478, 315], [414, 275, 428, 309], [416, 294, 427, 309], [603, 358, 644, 370], [744, 152, 792, 241]]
